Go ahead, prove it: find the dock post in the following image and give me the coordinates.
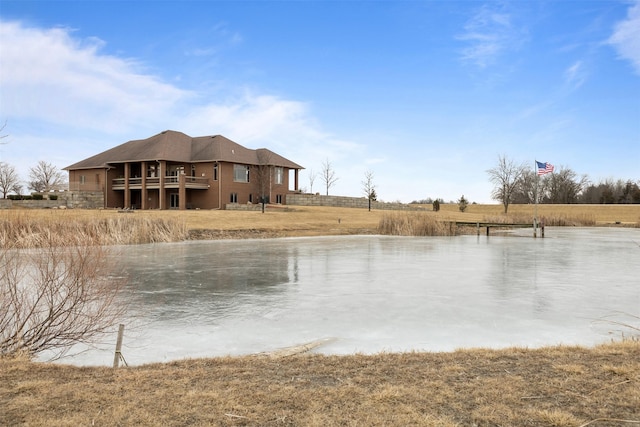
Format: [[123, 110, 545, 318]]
[[113, 324, 125, 368], [477, 222, 480, 236]]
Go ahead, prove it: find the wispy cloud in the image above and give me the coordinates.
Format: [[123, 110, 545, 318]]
[[564, 60, 587, 89], [183, 22, 243, 57], [457, 3, 526, 69], [607, 0, 640, 75]]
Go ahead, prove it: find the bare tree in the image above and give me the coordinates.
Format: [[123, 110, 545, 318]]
[[620, 180, 640, 204], [582, 178, 640, 204], [0, 162, 21, 198], [0, 235, 127, 359], [307, 168, 317, 194], [362, 169, 376, 211], [28, 160, 66, 193], [511, 169, 539, 204], [543, 166, 588, 204], [321, 158, 339, 196], [486, 155, 527, 214], [252, 150, 273, 213]]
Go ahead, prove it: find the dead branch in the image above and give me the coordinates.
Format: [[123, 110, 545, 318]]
[[0, 234, 127, 359]]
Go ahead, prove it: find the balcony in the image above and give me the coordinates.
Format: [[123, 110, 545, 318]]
[[112, 175, 209, 190]]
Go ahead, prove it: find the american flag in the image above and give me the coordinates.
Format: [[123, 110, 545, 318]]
[[536, 161, 554, 175]]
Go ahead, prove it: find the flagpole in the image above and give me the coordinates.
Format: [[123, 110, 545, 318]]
[[534, 160, 539, 238]]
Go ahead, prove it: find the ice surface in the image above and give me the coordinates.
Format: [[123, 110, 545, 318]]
[[48, 228, 640, 366]]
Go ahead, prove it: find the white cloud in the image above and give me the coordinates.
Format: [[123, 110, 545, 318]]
[[0, 19, 368, 191], [0, 21, 191, 133], [457, 3, 526, 69], [179, 90, 365, 174], [608, 0, 640, 75]]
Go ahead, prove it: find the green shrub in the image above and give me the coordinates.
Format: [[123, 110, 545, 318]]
[[49, 195, 58, 200], [32, 194, 44, 200]]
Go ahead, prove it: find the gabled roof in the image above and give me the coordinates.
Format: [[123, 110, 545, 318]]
[[64, 130, 304, 170]]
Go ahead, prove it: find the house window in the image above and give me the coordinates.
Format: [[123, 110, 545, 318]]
[[80, 175, 86, 185], [230, 193, 238, 203], [249, 193, 253, 203], [276, 194, 283, 204], [213, 164, 218, 181], [170, 165, 184, 176], [275, 167, 284, 185], [233, 164, 250, 182]]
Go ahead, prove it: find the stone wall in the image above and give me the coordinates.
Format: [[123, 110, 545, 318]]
[[0, 191, 104, 209], [225, 202, 264, 211], [286, 194, 426, 211], [58, 191, 104, 209]]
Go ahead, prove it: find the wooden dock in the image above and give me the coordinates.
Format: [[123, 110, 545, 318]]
[[454, 221, 545, 237]]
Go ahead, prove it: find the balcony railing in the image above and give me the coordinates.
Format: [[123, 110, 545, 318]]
[[112, 175, 209, 190]]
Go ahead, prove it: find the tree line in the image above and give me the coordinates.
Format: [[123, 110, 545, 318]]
[[0, 160, 67, 199], [487, 155, 639, 213]]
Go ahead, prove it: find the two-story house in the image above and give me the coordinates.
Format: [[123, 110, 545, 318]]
[[64, 130, 303, 210]]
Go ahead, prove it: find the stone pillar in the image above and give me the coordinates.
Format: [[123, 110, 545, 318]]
[[141, 161, 148, 210], [124, 162, 130, 208], [179, 172, 186, 210], [159, 161, 166, 210]]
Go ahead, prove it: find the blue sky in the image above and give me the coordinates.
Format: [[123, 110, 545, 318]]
[[1, 1, 639, 203]]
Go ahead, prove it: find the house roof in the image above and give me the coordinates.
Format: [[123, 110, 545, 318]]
[[64, 130, 304, 170]]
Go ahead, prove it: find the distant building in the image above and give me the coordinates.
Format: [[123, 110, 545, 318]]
[[64, 130, 303, 210]]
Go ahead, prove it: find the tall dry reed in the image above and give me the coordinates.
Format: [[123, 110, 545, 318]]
[[481, 213, 597, 226], [0, 213, 188, 249], [378, 212, 456, 236], [540, 213, 597, 226]]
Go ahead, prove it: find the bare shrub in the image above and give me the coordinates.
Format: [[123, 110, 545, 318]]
[[378, 212, 456, 236], [0, 234, 127, 359]]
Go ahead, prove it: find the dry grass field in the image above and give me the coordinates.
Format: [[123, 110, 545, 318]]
[[1, 341, 639, 426], [2, 203, 639, 241], [1, 203, 639, 426]]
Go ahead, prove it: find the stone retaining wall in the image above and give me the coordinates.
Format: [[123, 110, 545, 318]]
[[225, 203, 264, 211], [58, 191, 104, 209], [0, 191, 104, 209], [286, 194, 426, 211]]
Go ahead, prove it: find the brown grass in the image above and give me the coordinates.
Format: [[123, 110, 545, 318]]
[[1, 341, 638, 426], [1, 204, 639, 426], [377, 212, 456, 236], [2, 203, 638, 245], [376, 204, 618, 237], [0, 211, 188, 248]]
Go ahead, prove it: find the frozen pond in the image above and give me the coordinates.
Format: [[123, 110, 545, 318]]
[[55, 227, 639, 366]]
